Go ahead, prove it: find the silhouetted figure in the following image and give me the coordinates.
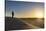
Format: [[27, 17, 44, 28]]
[[12, 11, 14, 18]]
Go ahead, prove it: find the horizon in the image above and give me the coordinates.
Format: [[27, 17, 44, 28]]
[[5, 16, 44, 18]]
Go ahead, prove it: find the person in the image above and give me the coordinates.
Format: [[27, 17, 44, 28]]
[[12, 11, 14, 18]]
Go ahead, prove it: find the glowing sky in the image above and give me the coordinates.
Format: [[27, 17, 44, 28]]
[[6, 1, 44, 18]]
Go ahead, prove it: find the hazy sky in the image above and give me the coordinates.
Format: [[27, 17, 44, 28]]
[[6, 1, 44, 18]]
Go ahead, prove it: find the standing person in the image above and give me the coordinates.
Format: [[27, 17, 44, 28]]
[[12, 11, 14, 18]]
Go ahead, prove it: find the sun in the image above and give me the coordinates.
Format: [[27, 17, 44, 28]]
[[31, 8, 44, 18], [35, 11, 43, 18]]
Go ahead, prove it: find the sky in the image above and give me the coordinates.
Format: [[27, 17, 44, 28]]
[[5, 1, 44, 18]]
